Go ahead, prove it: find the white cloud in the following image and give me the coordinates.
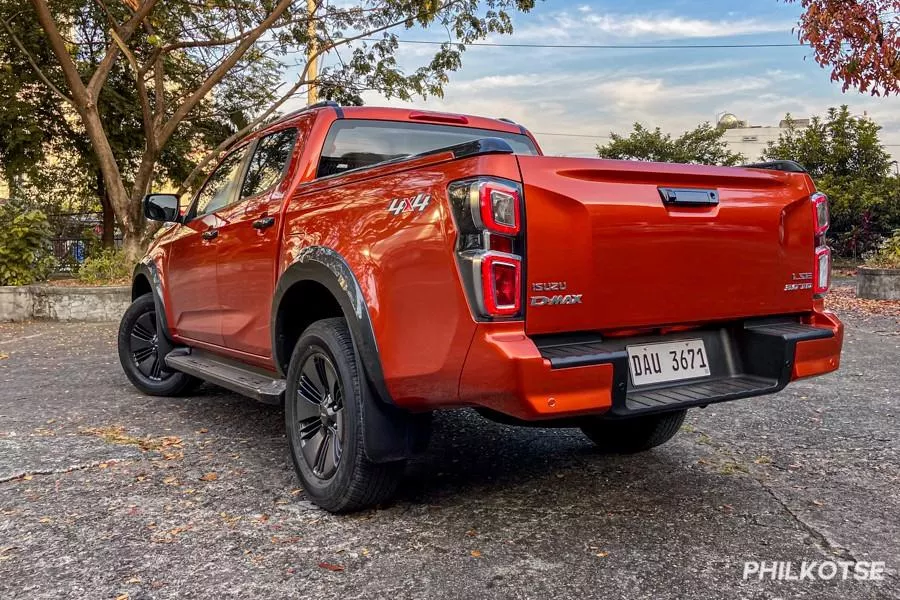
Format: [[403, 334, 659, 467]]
[[506, 10, 792, 43]]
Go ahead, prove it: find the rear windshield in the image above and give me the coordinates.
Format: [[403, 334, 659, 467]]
[[317, 119, 539, 178]]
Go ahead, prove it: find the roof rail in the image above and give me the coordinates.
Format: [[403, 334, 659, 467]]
[[268, 100, 342, 127], [743, 160, 807, 173]]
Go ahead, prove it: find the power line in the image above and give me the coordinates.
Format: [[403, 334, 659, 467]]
[[361, 38, 805, 50], [532, 130, 900, 147]]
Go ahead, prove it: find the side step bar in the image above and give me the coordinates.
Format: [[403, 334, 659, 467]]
[[165, 349, 285, 405]]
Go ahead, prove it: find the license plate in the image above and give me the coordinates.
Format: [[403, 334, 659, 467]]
[[627, 339, 711, 386]]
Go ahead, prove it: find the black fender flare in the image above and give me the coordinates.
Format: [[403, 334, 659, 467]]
[[272, 246, 424, 463], [132, 258, 177, 357]]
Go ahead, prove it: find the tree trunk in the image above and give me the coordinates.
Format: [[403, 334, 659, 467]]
[[121, 231, 146, 263], [96, 169, 115, 249]]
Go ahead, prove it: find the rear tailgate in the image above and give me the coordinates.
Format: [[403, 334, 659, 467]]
[[518, 156, 817, 335]]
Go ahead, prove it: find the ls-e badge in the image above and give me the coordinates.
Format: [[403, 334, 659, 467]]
[[530, 281, 582, 306], [785, 272, 813, 292]]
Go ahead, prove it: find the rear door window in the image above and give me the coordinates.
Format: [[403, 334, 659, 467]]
[[241, 129, 298, 199], [317, 120, 539, 178]]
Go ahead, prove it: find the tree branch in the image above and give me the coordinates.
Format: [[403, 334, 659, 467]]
[[157, 0, 294, 146], [174, 0, 466, 194], [0, 18, 74, 105], [87, 0, 161, 96]]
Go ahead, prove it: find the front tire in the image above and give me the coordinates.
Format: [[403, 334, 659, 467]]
[[117, 293, 200, 396], [285, 318, 403, 513], [579, 410, 686, 453]]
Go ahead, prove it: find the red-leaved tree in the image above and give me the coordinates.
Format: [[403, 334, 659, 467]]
[[786, 0, 899, 96]]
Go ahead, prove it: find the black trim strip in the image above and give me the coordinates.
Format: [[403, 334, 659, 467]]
[[743, 160, 807, 173]]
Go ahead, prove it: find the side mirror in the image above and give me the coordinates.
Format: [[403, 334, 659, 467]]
[[143, 193, 182, 223]]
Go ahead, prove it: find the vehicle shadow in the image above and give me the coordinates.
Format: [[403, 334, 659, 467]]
[[167, 384, 737, 514]]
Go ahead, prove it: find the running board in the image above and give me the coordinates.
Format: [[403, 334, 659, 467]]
[[165, 349, 285, 405]]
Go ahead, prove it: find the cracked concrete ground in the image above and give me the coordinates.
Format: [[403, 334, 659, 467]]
[[0, 314, 897, 600]]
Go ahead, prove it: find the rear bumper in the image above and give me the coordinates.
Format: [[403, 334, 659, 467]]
[[458, 310, 843, 420]]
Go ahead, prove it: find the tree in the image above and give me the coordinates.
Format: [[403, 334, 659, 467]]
[[785, 0, 900, 96], [762, 106, 899, 256], [1, 0, 262, 248], [596, 122, 746, 166], [1, 0, 535, 260]]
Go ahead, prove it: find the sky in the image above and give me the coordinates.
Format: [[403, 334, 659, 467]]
[[289, 0, 900, 161]]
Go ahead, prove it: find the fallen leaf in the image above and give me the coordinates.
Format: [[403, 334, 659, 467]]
[[271, 535, 302, 545], [162, 476, 178, 485], [22, 475, 33, 481], [115, 594, 129, 600], [318, 562, 345, 572], [812, 499, 825, 507], [199, 472, 217, 482], [0, 352, 8, 360], [595, 551, 609, 558], [470, 550, 482, 558], [197, 428, 208, 434]]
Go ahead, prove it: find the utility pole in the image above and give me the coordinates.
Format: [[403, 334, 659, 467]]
[[307, 0, 318, 104]]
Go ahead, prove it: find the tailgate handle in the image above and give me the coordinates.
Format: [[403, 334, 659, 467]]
[[659, 188, 719, 206]]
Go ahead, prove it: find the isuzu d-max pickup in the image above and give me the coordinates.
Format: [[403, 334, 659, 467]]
[[119, 101, 843, 512]]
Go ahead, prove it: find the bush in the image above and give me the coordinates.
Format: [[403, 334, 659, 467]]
[[0, 199, 56, 286], [77, 249, 132, 284], [864, 230, 900, 268]]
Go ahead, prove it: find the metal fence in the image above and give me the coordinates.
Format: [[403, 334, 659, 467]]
[[47, 212, 121, 272]]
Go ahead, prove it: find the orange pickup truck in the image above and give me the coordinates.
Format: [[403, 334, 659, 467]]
[[119, 102, 843, 512]]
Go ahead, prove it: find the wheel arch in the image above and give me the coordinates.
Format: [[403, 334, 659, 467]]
[[132, 258, 175, 351], [272, 246, 390, 405], [273, 247, 424, 463]]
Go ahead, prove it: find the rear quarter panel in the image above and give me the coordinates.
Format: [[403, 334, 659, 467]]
[[279, 152, 522, 408]]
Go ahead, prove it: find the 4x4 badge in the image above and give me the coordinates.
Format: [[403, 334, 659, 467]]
[[387, 193, 431, 215]]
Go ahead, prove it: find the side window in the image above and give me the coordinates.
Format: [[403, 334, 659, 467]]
[[194, 148, 247, 217], [241, 129, 297, 200]]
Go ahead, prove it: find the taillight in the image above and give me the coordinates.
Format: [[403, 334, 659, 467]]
[[478, 181, 520, 235], [814, 246, 831, 295], [811, 192, 831, 296], [481, 254, 521, 316], [811, 192, 829, 239], [447, 177, 525, 319]]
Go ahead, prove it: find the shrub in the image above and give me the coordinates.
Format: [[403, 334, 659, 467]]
[[864, 230, 900, 268], [0, 199, 56, 286], [77, 249, 132, 284]]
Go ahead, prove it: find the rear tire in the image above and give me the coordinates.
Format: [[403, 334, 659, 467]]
[[117, 293, 201, 396], [285, 318, 404, 513], [579, 410, 686, 453]]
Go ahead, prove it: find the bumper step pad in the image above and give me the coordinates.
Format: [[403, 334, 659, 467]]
[[535, 319, 835, 417]]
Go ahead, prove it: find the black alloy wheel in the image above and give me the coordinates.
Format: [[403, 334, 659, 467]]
[[129, 309, 167, 381], [293, 352, 345, 480], [117, 293, 200, 396]]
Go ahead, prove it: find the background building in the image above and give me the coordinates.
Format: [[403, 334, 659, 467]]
[[717, 113, 810, 163]]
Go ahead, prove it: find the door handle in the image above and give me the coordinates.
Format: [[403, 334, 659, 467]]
[[252, 216, 276, 230], [202, 229, 219, 240]]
